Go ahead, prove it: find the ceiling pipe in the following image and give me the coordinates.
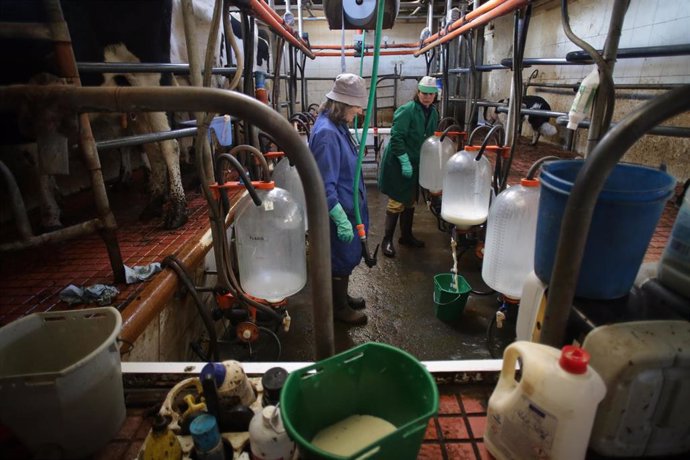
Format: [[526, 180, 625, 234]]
[[246, 0, 315, 58], [314, 49, 417, 57], [422, 0, 507, 44], [415, 0, 527, 56], [311, 42, 420, 49]]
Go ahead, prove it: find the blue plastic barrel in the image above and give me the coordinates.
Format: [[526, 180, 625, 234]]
[[535, 160, 675, 299]]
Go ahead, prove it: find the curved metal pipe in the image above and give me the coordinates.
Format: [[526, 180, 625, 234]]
[[215, 153, 263, 205], [227, 144, 271, 180], [416, 0, 528, 56], [0, 84, 335, 359], [540, 84, 690, 347]]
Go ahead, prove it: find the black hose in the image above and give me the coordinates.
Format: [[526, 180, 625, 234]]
[[215, 153, 262, 206], [439, 123, 463, 143], [163, 255, 219, 362], [526, 156, 561, 180]]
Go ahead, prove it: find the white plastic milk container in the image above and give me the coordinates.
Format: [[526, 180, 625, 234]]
[[485, 341, 606, 460]]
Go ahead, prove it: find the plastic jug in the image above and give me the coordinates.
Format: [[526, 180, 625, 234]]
[[201, 361, 256, 406], [143, 414, 182, 460], [482, 178, 541, 299], [190, 414, 226, 460], [419, 131, 456, 194], [441, 145, 492, 229], [658, 191, 690, 298], [234, 182, 306, 302], [249, 405, 296, 460], [272, 157, 308, 231], [485, 342, 606, 460]]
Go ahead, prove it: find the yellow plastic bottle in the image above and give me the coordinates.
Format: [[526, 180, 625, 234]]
[[143, 414, 182, 460], [485, 342, 606, 460]]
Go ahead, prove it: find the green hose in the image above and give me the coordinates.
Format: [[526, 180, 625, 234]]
[[353, 0, 385, 232], [353, 30, 367, 145]]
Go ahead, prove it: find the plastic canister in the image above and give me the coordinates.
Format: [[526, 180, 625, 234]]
[[485, 342, 606, 460], [201, 361, 256, 406], [234, 182, 306, 302], [249, 405, 296, 460], [658, 191, 690, 298], [272, 157, 307, 231], [482, 178, 541, 299], [534, 160, 675, 299], [190, 414, 226, 460], [441, 145, 492, 229], [143, 414, 182, 460], [419, 132, 456, 194]]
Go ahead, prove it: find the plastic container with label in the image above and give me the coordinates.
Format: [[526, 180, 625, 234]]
[[441, 146, 492, 229], [485, 342, 606, 460], [234, 182, 306, 302], [482, 178, 541, 299], [419, 132, 456, 194], [249, 405, 296, 459]]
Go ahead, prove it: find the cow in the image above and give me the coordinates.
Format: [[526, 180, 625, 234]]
[[0, 0, 235, 231], [484, 95, 558, 145]]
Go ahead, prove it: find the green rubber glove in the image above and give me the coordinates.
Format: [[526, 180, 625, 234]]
[[329, 203, 354, 243], [398, 153, 413, 179]]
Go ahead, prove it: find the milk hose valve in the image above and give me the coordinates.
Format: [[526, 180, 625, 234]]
[[357, 224, 379, 268]]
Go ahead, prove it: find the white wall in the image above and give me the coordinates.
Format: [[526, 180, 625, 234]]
[[483, 0, 690, 180], [301, 20, 430, 119]]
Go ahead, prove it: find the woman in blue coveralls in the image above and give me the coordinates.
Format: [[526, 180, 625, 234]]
[[309, 73, 369, 326]]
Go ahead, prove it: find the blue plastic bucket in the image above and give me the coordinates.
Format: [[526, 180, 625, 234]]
[[535, 160, 675, 299]]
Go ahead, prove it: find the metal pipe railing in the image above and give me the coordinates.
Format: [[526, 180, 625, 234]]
[[0, 84, 335, 360], [246, 0, 314, 59], [415, 0, 528, 56], [539, 84, 690, 347], [77, 62, 238, 75]]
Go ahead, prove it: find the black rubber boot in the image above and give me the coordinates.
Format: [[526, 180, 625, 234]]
[[381, 211, 399, 258], [347, 294, 366, 310], [398, 207, 425, 248], [332, 276, 367, 325]]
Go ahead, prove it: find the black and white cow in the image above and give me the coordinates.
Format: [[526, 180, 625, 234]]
[[0, 0, 233, 230], [484, 95, 558, 145]]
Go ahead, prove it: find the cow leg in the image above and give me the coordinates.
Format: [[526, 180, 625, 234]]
[[160, 138, 188, 229], [139, 141, 167, 221]]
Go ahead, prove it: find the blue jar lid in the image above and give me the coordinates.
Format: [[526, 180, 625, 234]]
[[200, 362, 226, 387], [190, 414, 221, 452]]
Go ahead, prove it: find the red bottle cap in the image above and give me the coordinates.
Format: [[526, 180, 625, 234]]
[[559, 345, 590, 374]]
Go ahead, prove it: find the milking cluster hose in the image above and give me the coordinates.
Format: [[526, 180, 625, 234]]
[[352, 0, 385, 234]]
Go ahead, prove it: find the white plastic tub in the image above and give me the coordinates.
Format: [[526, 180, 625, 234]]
[[0, 307, 125, 458]]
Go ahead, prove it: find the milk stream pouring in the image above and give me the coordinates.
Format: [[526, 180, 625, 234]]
[[658, 191, 690, 298], [485, 342, 606, 460]]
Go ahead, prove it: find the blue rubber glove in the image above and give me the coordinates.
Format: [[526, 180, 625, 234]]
[[329, 203, 354, 243], [398, 153, 413, 179]]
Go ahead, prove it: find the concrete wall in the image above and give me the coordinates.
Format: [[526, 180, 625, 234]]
[[482, 0, 690, 181], [300, 20, 431, 124]]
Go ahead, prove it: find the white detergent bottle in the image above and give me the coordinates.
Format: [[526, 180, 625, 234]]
[[485, 342, 606, 460], [567, 68, 600, 130]]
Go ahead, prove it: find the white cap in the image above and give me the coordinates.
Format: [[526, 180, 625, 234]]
[[418, 76, 438, 93]]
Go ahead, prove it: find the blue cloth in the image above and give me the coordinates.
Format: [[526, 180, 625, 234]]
[[309, 112, 369, 276]]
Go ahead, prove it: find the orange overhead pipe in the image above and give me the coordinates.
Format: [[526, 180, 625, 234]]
[[415, 0, 527, 57], [423, 0, 507, 45], [248, 0, 315, 59], [312, 42, 421, 50], [314, 50, 417, 57]]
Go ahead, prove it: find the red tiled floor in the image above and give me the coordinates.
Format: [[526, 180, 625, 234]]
[[461, 395, 487, 415], [446, 442, 480, 459], [439, 394, 462, 414], [424, 418, 439, 440], [418, 443, 443, 459], [438, 416, 470, 440]]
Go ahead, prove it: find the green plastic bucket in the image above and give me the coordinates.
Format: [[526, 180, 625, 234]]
[[280, 342, 439, 459], [433, 273, 471, 321]]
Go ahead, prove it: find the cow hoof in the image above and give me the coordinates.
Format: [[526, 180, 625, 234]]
[[164, 204, 188, 229]]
